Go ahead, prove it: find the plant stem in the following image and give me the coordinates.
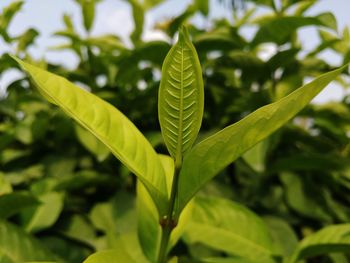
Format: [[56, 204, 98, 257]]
[[157, 165, 181, 263]]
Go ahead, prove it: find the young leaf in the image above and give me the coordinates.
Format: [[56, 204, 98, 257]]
[[158, 26, 204, 165], [0, 220, 58, 262], [182, 196, 275, 262], [289, 224, 350, 262], [12, 57, 169, 216], [176, 65, 348, 216]]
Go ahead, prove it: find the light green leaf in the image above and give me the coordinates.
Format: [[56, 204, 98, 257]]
[[83, 233, 149, 263], [289, 224, 350, 262], [0, 173, 12, 195], [182, 196, 275, 262], [0, 220, 58, 262], [21, 191, 64, 233], [176, 65, 347, 216], [158, 26, 204, 166], [83, 249, 138, 263], [12, 57, 168, 216]]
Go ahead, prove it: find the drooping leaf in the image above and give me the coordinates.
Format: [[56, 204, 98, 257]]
[[158, 26, 204, 165], [182, 196, 275, 262], [12, 57, 169, 216], [289, 224, 350, 262], [0, 220, 58, 262], [176, 65, 347, 216]]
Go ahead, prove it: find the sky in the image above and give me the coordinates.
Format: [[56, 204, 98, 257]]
[[0, 0, 349, 103]]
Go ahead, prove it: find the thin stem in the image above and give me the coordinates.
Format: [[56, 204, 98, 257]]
[[157, 165, 181, 263]]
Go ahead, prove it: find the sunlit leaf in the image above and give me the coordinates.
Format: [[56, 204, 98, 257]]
[[182, 196, 275, 262], [12, 57, 169, 216], [176, 65, 347, 216]]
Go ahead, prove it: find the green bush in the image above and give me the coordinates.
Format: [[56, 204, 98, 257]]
[[1, 0, 350, 262]]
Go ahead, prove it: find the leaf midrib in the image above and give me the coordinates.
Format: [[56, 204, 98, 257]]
[[175, 41, 185, 164]]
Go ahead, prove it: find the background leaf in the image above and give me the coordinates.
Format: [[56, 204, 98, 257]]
[[0, 220, 58, 262], [289, 224, 350, 262]]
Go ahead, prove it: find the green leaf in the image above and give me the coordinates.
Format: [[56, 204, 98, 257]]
[[199, 257, 271, 263], [176, 64, 347, 216], [83, 233, 149, 263], [0, 192, 39, 219], [83, 249, 138, 263], [182, 196, 275, 262], [158, 26, 204, 165], [81, 0, 95, 32], [289, 224, 350, 262], [12, 56, 168, 216], [0, 173, 12, 195], [0, 1, 23, 42], [280, 172, 332, 222], [195, 0, 209, 16], [128, 0, 144, 44], [0, 220, 58, 262], [264, 216, 298, 257], [252, 15, 336, 45], [15, 28, 39, 53], [21, 191, 65, 233]]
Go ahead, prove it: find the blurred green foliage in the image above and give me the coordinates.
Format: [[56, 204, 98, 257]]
[[0, 0, 350, 262]]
